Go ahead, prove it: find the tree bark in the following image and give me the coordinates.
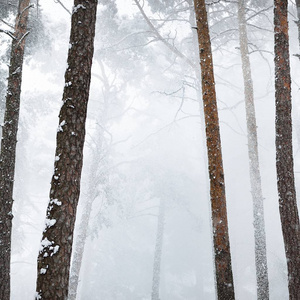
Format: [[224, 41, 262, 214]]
[[0, 1, 31, 299], [35, 1, 98, 299], [274, 1, 300, 299], [237, 1, 269, 299], [193, 0, 235, 299], [151, 199, 165, 300]]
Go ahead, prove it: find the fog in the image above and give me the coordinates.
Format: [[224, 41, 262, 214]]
[[1, 0, 299, 299]]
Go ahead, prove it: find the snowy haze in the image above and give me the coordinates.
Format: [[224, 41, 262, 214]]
[[1, 0, 298, 299]]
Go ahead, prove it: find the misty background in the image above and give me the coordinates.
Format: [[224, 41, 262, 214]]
[[1, 0, 300, 299]]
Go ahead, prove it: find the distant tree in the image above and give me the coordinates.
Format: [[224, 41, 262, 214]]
[[68, 61, 113, 300], [35, 1, 98, 299], [0, 1, 32, 299], [294, 0, 300, 52], [193, 0, 235, 299], [151, 199, 165, 300], [237, 1, 269, 299], [274, 0, 300, 298]]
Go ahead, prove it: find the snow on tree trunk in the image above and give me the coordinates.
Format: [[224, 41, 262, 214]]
[[274, 1, 300, 299], [193, 0, 235, 299], [0, 1, 31, 299], [237, 1, 269, 299], [151, 199, 165, 300], [35, 1, 98, 299]]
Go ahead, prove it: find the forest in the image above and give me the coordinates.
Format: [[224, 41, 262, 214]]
[[0, 0, 300, 299]]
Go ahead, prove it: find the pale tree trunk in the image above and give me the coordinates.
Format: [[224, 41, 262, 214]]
[[68, 126, 108, 300], [193, 0, 235, 299], [0, 1, 31, 299], [295, 0, 300, 51], [274, 1, 300, 299], [151, 199, 165, 300], [68, 59, 113, 300], [237, 1, 269, 299], [35, 1, 98, 299]]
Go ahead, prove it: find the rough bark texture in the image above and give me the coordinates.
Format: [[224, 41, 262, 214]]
[[193, 0, 235, 299], [35, 1, 98, 299], [237, 1, 269, 299], [151, 199, 165, 300], [0, 1, 31, 299], [274, 1, 300, 299]]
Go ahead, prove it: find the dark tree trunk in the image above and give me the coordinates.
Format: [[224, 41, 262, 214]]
[[0, 1, 31, 299], [35, 1, 98, 299], [274, 1, 300, 299], [193, 0, 235, 299], [237, 1, 269, 299], [151, 199, 165, 300]]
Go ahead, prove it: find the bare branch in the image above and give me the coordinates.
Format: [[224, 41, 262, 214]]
[[54, 0, 71, 15], [132, 0, 196, 70], [0, 28, 16, 39], [0, 18, 14, 29]]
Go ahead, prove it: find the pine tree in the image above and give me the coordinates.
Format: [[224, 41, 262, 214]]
[[0, 1, 32, 299], [237, 1, 269, 298], [35, 1, 98, 299], [274, 0, 300, 298], [193, 0, 235, 298]]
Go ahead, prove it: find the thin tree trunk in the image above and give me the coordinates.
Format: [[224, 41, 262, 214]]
[[151, 199, 165, 300], [193, 0, 235, 299], [274, 1, 300, 299], [35, 1, 98, 299], [68, 128, 108, 300], [68, 59, 113, 300], [0, 1, 31, 299], [295, 0, 300, 52], [237, 1, 269, 299], [67, 189, 94, 300]]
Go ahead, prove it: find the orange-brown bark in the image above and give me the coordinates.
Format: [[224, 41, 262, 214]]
[[193, 0, 235, 298], [274, 1, 300, 299]]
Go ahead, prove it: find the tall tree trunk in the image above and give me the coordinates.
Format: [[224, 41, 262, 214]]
[[193, 0, 235, 299], [274, 1, 300, 299], [0, 1, 31, 299], [237, 1, 269, 299], [151, 199, 165, 300], [35, 1, 98, 299]]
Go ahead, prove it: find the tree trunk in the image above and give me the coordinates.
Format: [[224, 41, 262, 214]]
[[0, 1, 31, 299], [274, 1, 300, 299], [68, 127, 108, 300], [35, 1, 98, 299], [67, 189, 94, 300], [151, 199, 165, 300], [237, 1, 269, 299], [295, 0, 300, 52], [193, 0, 235, 299]]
